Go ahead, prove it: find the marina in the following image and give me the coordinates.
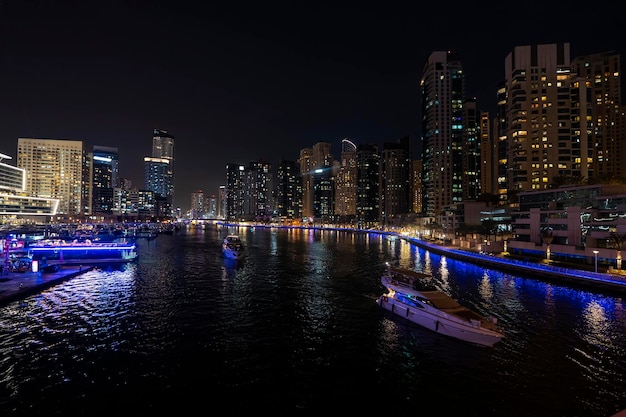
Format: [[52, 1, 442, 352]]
[[0, 227, 625, 416]]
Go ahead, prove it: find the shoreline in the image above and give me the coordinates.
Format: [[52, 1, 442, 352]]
[[2, 225, 626, 307], [223, 223, 626, 294]]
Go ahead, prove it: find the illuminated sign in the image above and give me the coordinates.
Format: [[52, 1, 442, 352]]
[[93, 155, 113, 162]]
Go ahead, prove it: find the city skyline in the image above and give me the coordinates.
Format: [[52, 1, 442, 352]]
[[1, 1, 624, 212]]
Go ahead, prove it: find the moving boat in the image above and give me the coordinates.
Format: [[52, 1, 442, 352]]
[[222, 235, 244, 260], [377, 264, 504, 347]]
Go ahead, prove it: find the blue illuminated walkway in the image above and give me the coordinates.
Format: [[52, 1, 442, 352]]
[[403, 236, 626, 294]]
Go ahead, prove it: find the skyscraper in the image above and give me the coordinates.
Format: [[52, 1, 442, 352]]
[[190, 189, 204, 219], [355, 143, 380, 227], [298, 142, 334, 220], [91, 145, 119, 216], [17, 138, 85, 216], [420, 51, 465, 218], [462, 99, 481, 201], [379, 137, 412, 226], [152, 129, 175, 203], [0, 151, 59, 218], [225, 163, 246, 221], [247, 160, 272, 220], [571, 51, 624, 181], [145, 129, 175, 217], [276, 159, 301, 220], [503, 43, 572, 192], [335, 138, 357, 221]]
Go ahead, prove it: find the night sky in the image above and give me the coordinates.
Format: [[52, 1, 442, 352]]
[[0, 1, 624, 212]]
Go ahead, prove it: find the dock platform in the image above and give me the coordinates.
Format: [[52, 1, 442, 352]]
[[0, 265, 95, 306]]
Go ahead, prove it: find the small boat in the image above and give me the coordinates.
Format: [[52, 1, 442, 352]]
[[222, 235, 244, 260], [377, 263, 505, 347]]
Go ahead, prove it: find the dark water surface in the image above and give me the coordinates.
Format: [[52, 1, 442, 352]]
[[1, 226, 625, 416]]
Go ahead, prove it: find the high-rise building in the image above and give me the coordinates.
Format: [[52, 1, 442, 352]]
[[420, 51, 465, 218], [480, 112, 496, 196], [412, 159, 422, 215], [355, 143, 380, 227], [276, 159, 301, 220], [206, 195, 217, 219], [247, 160, 272, 220], [148, 129, 175, 213], [0, 152, 59, 218], [503, 43, 572, 192], [495, 82, 509, 204], [152, 129, 174, 160], [218, 185, 226, 220], [225, 163, 247, 221], [312, 165, 334, 220], [298, 147, 314, 219], [144, 157, 171, 199], [379, 137, 412, 226], [91, 145, 119, 216], [335, 138, 357, 221], [298, 142, 334, 220], [571, 51, 624, 181], [463, 99, 481, 201], [190, 190, 204, 219], [17, 138, 85, 215], [144, 156, 172, 219]]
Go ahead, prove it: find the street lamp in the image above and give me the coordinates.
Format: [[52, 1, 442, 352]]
[[593, 250, 599, 273]]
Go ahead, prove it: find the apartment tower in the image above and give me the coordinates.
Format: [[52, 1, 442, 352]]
[[335, 138, 357, 222], [504, 43, 572, 192], [420, 51, 465, 218], [150, 129, 175, 210], [17, 138, 85, 215], [571, 51, 624, 181]]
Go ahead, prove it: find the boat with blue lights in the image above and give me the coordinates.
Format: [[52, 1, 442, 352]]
[[222, 235, 244, 260], [377, 263, 505, 347], [26, 239, 138, 268]]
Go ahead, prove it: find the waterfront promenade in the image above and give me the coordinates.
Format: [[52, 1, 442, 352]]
[[405, 236, 626, 294]]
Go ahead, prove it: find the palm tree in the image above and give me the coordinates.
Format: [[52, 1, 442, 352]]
[[608, 233, 626, 270]]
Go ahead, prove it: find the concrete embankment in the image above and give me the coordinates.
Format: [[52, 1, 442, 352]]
[[405, 238, 626, 294]]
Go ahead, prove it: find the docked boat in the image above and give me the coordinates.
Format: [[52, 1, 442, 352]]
[[222, 235, 244, 260], [27, 239, 138, 267], [377, 264, 504, 347]]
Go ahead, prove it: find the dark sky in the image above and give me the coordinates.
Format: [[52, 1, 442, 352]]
[[0, 1, 624, 212]]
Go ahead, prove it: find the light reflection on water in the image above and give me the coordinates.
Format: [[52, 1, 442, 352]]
[[0, 227, 625, 416]]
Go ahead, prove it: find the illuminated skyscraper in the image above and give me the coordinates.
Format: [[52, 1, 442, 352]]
[[463, 99, 481, 201], [91, 145, 119, 215], [0, 152, 59, 218], [379, 137, 411, 226], [335, 138, 357, 221], [571, 51, 624, 181], [145, 129, 175, 217], [225, 163, 246, 221], [298, 142, 334, 220], [276, 159, 301, 220], [190, 189, 204, 219], [355, 143, 379, 227], [420, 51, 465, 218], [152, 129, 174, 199], [17, 138, 85, 215], [503, 43, 572, 192], [247, 160, 272, 220]]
